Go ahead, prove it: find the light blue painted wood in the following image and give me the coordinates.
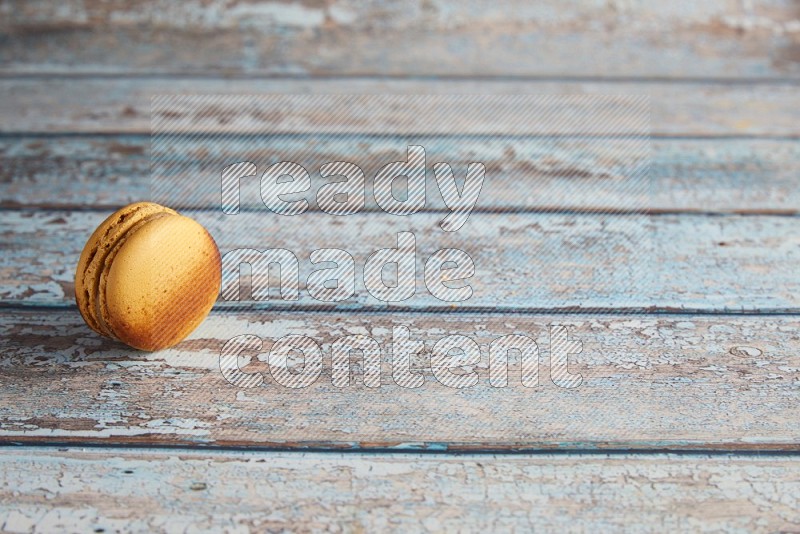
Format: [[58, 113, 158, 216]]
[[1, 448, 799, 531], [2, 210, 798, 312], [3, 136, 799, 213], [1, 309, 798, 450]]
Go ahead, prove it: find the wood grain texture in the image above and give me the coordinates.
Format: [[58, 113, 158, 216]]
[[2, 210, 798, 312], [3, 135, 799, 214], [1, 78, 799, 136], [0, 0, 798, 526], [1, 309, 798, 450], [2, 0, 799, 79], [1, 448, 799, 532]]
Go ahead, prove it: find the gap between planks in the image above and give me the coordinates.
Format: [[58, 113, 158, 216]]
[[3, 442, 800, 456], [2, 73, 800, 84]]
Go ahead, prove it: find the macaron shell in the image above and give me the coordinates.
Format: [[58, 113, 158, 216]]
[[75, 202, 177, 335], [101, 214, 221, 351]]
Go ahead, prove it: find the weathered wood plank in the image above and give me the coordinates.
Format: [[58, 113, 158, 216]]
[[1, 78, 798, 136], [2, 0, 799, 79], [2, 210, 798, 311], [1, 310, 798, 450], [146, 94, 652, 136], [1, 448, 798, 532], [2, 135, 799, 213]]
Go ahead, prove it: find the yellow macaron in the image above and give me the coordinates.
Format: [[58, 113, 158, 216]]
[[75, 202, 221, 351]]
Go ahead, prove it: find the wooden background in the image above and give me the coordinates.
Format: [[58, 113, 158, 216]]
[[1, 0, 799, 531]]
